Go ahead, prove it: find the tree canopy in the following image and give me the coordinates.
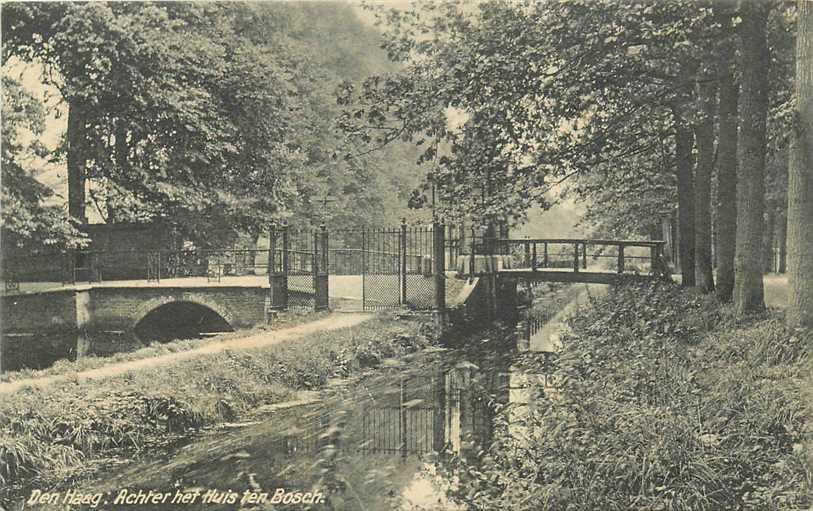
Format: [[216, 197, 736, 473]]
[[1, 1, 427, 249]]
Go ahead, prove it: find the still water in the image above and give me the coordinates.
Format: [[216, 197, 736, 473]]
[[16, 340, 551, 511]]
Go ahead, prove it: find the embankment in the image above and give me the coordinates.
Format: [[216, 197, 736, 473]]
[[453, 280, 812, 510]]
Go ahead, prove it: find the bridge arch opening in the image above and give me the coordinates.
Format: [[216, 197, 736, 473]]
[[134, 301, 233, 343]]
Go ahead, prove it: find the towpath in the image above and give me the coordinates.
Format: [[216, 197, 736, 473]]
[[0, 313, 372, 396]]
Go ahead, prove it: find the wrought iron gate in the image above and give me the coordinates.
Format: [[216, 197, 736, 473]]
[[328, 225, 437, 311], [361, 227, 403, 311]]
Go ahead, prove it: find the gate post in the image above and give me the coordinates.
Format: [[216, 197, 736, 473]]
[[313, 224, 329, 311], [400, 219, 407, 305], [269, 223, 289, 310], [433, 223, 446, 311]]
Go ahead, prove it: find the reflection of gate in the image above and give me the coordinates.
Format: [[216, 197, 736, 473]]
[[358, 371, 492, 456], [359, 375, 441, 456], [361, 406, 436, 454]]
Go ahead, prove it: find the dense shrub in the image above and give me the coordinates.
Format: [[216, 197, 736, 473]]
[[448, 281, 812, 510]]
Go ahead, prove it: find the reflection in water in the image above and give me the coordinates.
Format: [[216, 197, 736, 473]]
[[22, 352, 550, 511]]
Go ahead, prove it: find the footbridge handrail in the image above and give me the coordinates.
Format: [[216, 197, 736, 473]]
[[497, 238, 666, 247], [480, 237, 670, 279]]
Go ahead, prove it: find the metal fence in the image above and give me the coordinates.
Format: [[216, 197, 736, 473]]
[[2, 248, 270, 286], [2, 222, 450, 313]]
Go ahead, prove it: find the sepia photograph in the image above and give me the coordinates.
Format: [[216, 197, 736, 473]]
[[0, 0, 811, 509]]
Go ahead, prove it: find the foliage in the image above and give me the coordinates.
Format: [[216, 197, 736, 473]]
[[338, 0, 711, 227], [1, 75, 85, 249], [338, 0, 796, 238], [445, 281, 812, 510], [1, 2, 425, 251]]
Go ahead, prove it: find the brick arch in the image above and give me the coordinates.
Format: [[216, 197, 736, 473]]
[[130, 294, 236, 332]]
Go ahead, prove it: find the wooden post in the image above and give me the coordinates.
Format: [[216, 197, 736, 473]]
[[573, 243, 579, 272], [543, 242, 549, 268], [618, 244, 625, 274], [524, 239, 531, 268]]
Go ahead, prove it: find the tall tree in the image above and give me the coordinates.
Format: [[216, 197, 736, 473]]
[[786, 0, 813, 329], [674, 107, 696, 287], [734, 0, 770, 314], [694, 69, 717, 292], [715, 28, 739, 300]]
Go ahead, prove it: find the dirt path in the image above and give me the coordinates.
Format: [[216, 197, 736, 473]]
[[0, 313, 372, 396]]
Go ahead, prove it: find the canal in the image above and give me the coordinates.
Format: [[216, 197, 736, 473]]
[[13, 283, 579, 511]]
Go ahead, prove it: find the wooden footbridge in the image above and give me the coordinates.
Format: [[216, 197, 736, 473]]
[[482, 238, 669, 284]]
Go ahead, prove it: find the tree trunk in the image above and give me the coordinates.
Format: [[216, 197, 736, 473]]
[[694, 76, 716, 292], [786, 0, 813, 329], [715, 33, 739, 302], [778, 210, 787, 273], [674, 108, 696, 287], [763, 204, 776, 273], [108, 119, 130, 223], [734, 1, 769, 315], [67, 102, 87, 223]]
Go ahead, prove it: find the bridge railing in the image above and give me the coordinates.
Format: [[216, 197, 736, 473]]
[[1, 248, 273, 289], [494, 238, 668, 275]]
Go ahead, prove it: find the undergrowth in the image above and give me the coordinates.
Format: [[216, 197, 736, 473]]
[[0, 314, 433, 506], [451, 280, 812, 511]]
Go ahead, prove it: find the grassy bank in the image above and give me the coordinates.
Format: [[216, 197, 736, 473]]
[[451, 280, 812, 510], [0, 313, 434, 506]]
